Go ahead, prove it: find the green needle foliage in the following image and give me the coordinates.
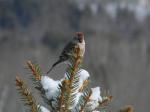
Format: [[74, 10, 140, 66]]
[[15, 37, 134, 112], [16, 76, 40, 112]]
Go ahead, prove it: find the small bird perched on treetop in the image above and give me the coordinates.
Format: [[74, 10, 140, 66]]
[[47, 32, 85, 74]]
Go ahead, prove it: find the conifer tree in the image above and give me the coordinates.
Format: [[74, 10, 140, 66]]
[[15, 33, 133, 112]]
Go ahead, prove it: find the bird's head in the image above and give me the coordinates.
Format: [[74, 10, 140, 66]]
[[74, 32, 84, 43]]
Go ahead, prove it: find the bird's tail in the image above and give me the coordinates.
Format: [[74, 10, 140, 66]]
[[47, 59, 64, 74]]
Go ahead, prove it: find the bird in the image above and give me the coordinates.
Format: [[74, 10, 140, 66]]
[[47, 32, 85, 74]]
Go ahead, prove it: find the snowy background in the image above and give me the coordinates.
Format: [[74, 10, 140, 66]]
[[0, 0, 150, 111]]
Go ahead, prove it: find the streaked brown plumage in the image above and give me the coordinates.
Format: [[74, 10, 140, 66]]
[[47, 32, 85, 74]]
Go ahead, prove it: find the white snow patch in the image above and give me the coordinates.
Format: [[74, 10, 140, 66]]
[[41, 76, 60, 100], [38, 105, 50, 112], [85, 87, 102, 111]]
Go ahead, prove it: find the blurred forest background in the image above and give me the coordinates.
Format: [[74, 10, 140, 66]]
[[0, 0, 150, 112]]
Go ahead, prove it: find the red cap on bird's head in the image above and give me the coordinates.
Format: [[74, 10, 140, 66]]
[[75, 32, 84, 43], [76, 32, 84, 37]]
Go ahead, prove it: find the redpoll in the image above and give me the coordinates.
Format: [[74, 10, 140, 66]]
[[47, 32, 85, 74]]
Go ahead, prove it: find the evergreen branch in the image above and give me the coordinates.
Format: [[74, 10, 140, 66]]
[[26, 61, 42, 92], [78, 79, 89, 92], [58, 80, 69, 112], [79, 89, 92, 112], [15, 76, 39, 112], [64, 47, 82, 111], [14, 32, 134, 112], [27, 60, 41, 81], [99, 95, 113, 108], [119, 105, 134, 112], [27, 61, 58, 111], [27, 61, 55, 110]]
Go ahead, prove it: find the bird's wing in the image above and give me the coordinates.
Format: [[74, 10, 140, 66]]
[[60, 41, 77, 60]]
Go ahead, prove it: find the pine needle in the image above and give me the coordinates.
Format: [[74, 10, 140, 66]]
[[58, 80, 69, 112], [79, 89, 92, 112], [27, 60, 41, 81], [64, 47, 82, 111], [15, 76, 39, 112], [119, 105, 134, 112], [99, 95, 113, 108]]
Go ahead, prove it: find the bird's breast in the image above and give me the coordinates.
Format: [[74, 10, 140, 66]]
[[78, 42, 85, 57]]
